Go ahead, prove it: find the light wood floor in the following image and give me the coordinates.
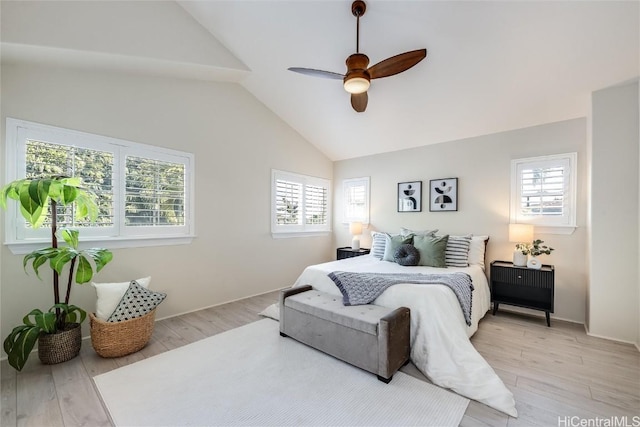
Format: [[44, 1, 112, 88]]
[[1, 290, 638, 426]]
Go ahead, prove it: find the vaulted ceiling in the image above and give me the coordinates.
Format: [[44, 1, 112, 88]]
[[179, 1, 639, 160], [2, 1, 638, 161]]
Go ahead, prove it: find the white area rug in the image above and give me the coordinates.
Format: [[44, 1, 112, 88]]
[[94, 319, 469, 426]]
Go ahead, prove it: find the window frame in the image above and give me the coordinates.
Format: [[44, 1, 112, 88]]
[[342, 177, 370, 225], [271, 169, 331, 238], [510, 152, 577, 234], [4, 118, 195, 254]]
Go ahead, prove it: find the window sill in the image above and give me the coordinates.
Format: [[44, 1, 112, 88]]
[[533, 225, 577, 235], [271, 231, 331, 239], [5, 235, 195, 255]]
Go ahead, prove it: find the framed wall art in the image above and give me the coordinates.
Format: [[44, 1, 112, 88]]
[[429, 178, 458, 212], [398, 181, 422, 212]]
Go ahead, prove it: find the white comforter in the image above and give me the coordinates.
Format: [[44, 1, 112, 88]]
[[292, 255, 518, 417]]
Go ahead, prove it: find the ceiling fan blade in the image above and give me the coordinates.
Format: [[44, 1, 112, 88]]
[[351, 92, 368, 113], [288, 67, 344, 80], [368, 49, 427, 80]]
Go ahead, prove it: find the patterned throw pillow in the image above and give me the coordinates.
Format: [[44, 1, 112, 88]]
[[445, 235, 473, 267], [370, 232, 388, 259], [107, 280, 167, 322]]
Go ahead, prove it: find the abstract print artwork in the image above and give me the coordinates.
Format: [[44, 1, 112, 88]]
[[398, 181, 422, 212], [430, 178, 458, 212]]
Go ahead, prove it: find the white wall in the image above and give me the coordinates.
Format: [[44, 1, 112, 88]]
[[588, 80, 639, 344], [0, 63, 333, 341], [334, 119, 588, 323]]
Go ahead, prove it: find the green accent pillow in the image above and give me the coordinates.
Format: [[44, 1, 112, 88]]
[[382, 234, 414, 262], [413, 234, 449, 267]]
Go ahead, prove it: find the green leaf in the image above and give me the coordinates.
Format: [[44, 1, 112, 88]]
[[61, 229, 79, 249], [27, 180, 44, 206], [61, 177, 82, 187], [84, 248, 114, 273], [33, 311, 56, 334], [24, 248, 58, 279], [61, 185, 78, 205], [48, 179, 63, 200], [22, 308, 44, 326], [18, 182, 43, 226], [3, 325, 41, 371], [74, 255, 93, 284], [49, 249, 76, 275], [51, 303, 86, 325], [4, 325, 29, 354], [73, 191, 98, 222], [64, 304, 86, 324]]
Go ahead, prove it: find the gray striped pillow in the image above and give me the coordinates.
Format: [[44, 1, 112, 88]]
[[370, 232, 388, 259], [445, 235, 472, 267]]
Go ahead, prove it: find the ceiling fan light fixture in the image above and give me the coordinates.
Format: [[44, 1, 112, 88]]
[[343, 76, 370, 94]]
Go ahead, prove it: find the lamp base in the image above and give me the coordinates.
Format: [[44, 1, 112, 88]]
[[352, 237, 360, 250]]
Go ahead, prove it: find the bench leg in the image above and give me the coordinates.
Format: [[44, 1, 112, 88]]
[[279, 332, 288, 338], [377, 375, 392, 384]]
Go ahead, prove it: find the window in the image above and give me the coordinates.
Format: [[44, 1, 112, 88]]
[[4, 118, 194, 253], [342, 177, 370, 224], [510, 153, 577, 233], [271, 169, 331, 237]]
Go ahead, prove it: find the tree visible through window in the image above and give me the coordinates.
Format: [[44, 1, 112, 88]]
[[26, 139, 114, 228], [125, 156, 185, 226], [5, 118, 194, 249], [271, 170, 331, 236]]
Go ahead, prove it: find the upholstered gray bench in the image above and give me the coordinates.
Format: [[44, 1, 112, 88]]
[[279, 285, 410, 383]]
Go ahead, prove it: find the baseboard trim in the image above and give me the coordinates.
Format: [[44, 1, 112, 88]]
[[154, 286, 289, 322], [583, 325, 640, 349]]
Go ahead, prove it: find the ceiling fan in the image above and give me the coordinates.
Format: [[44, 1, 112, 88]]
[[288, 0, 427, 113]]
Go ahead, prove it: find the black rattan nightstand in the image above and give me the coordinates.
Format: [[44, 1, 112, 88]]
[[490, 260, 555, 326], [337, 247, 370, 260]]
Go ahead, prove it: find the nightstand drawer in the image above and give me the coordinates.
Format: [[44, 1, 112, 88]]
[[491, 267, 553, 289]]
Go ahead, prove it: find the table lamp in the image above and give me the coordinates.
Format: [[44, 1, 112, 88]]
[[508, 223, 534, 266], [349, 221, 363, 250]]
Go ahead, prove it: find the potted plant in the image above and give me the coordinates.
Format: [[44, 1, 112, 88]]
[[526, 239, 554, 270], [0, 176, 113, 371], [513, 243, 530, 266]]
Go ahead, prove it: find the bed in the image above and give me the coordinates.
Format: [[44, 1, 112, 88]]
[[288, 246, 518, 417]]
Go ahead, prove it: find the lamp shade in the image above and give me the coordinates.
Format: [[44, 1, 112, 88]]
[[508, 223, 534, 243], [349, 221, 363, 236]]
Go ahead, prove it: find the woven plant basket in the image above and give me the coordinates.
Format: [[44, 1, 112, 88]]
[[38, 322, 82, 365], [89, 309, 156, 358]]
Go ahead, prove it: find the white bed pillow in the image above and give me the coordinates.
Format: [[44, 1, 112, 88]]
[[400, 227, 438, 237], [468, 236, 489, 268], [92, 276, 151, 320]]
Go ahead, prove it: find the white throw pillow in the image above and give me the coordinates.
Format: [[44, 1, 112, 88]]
[[468, 236, 489, 268], [400, 227, 438, 237], [92, 276, 151, 321]]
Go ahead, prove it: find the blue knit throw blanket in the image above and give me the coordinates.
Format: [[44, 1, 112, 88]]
[[328, 271, 474, 326]]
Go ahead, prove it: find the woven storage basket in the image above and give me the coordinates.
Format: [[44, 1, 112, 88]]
[[38, 322, 82, 365], [89, 309, 156, 358]]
